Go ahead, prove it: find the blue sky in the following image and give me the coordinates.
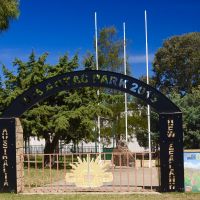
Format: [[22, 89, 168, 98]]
[[0, 0, 200, 78]]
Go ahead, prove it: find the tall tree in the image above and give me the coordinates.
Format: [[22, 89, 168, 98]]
[[1, 51, 112, 165], [0, 0, 19, 31], [169, 86, 200, 149], [96, 26, 150, 146], [153, 32, 200, 94], [100, 94, 148, 145], [98, 26, 124, 73], [97, 27, 129, 143]]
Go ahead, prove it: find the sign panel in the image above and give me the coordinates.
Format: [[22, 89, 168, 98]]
[[184, 150, 200, 192], [159, 113, 184, 192], [0, 118, 16, 192]]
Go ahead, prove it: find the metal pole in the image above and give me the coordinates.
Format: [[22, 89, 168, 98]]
[[123, 22, 128, 142], [145, 10, 151, 168], [95, 12, 101, 153], [95, 12, 99, 71]]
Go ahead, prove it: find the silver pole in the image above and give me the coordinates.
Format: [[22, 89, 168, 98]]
[[123, 22, 128, 142], [95, 12, 101, 153], [145, 10, 151, 168], [95, 12, 99, 71]]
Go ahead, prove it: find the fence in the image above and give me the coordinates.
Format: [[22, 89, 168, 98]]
[[24, 145, 103, 154], [20, 152, 160, 193]]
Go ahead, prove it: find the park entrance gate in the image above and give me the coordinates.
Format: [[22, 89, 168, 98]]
[[0, 70, 184, 192]]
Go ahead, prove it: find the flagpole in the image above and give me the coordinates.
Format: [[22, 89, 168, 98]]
[[123, 22, 128, 142], [95, 12, 101, 153], [145, 10, 151, 168]]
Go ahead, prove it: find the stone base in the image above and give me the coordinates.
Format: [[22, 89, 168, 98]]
[[15, 118, 24, 193]]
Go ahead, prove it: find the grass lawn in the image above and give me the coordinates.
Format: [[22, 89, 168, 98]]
[[0, 193, 200, 200], [24, 168, 66, 187]]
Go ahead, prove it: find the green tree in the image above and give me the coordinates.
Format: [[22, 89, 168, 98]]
[[133, 77, 159, 149], [153, 32, 200, 94], [99, 94, 149, 146], [98, 26, 124, 72], [0, 0, 19, 31], [169, 86, 200, 149], [100, 94, 127, 143], [1, 52, 111, 165], [151, 32, 200, 151], [96, 27, 129, 143], [123, 92, 160, 150], [96, 26, 151, 146]]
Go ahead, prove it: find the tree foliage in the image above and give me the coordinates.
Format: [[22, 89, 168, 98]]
[[169, 86, 200, 149], [96, 27, 139, 144], [0, 0, 19, 31], [99, 93, 150, 147], [0, 52, 111, 160], [0, 25, 154, 155], [153, 32, 200, 94], [153, 32, 200, 149], [98, 27, 123, 72]]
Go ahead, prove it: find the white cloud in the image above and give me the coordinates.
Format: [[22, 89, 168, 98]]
[[128, 53, 154, 64]]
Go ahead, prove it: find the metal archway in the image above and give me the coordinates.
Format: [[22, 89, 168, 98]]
[[0, 70, 184, 192], [2, 70, 180, 117]]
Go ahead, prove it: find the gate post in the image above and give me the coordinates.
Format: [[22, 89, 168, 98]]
[[159, 113, 184, 192], [0, 118, 24, 193]]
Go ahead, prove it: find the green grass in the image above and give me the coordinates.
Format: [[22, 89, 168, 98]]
[[0, 193, 200, 200], [23, 154, 106, 187], [24, 168, 66, 187]]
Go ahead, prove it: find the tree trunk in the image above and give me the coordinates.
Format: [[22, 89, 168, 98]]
[[44, 133, 59, 167]]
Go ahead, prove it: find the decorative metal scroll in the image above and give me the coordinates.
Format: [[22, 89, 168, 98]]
[[2, 70, 180, 117]]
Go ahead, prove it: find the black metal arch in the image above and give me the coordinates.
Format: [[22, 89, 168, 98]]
[[0, 70, 184, 193], [2, 70, 180, 117]]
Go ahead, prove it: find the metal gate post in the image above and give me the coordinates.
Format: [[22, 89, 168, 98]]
[[159, 113, 184, 192], [0, 118, 24, 193]]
